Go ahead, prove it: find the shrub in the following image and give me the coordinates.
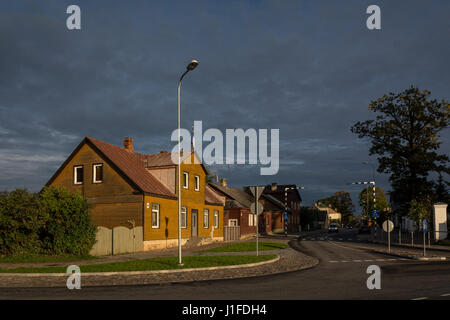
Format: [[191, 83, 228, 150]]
[[0, 189, 44, 255], [39, 187, 97, 255], [0, 187, 97, 256]]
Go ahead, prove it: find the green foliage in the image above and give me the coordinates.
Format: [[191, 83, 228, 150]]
[[0, 189, 44, 255], [351, 87, 449, 216], [408, 199, 432, 224], [358, 186, 389, 219], [39, 187, 97, 255], [317, 190, 355, 223], [0, 187, 97, 256]]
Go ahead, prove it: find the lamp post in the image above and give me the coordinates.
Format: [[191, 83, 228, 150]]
[[177, 59, 198, 266]]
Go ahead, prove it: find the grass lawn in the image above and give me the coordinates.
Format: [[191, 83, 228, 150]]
[[202, 241, 289, 252], [0, 254, 277, 273], [0, 254, 97, 264]]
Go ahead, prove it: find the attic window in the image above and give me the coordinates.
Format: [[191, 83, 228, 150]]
[[93, 164, 103, 183], [73, 165, 83, 185]]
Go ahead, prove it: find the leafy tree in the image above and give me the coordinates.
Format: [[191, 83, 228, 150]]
[[317, 190, 355, 224], [408, 199, 432, 224], [358, 186, 390, 219], [39, 187, 97, 255], [0, 189, 44, 255], [351, 87, 449, 216]]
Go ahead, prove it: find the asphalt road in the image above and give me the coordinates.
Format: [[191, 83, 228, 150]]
[[1, 229, 449, 300]]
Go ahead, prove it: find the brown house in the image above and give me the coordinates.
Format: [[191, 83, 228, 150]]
[[46, 136, 225, 254], [209, 180, 285, 237], [261, 183, 302, 233]]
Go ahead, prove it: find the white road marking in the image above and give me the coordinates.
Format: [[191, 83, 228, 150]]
[[387, 259, 397, 261], [364, 259, 373, 262], [376, 259, 387, 261], [329, 261, 339, 263], [440, 293, 450, 297], [353, 260, 362, 262], [412, 297, 428, 300], [340, 260, 349, 263]]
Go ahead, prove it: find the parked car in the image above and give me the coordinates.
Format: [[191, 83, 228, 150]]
[[359, 224, 371, 234], [328, 223, 339, 233]]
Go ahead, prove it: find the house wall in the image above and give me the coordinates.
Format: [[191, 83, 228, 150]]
[[224, 208, 256, 235], [143, 153, 224, 247], [49, 143, 144, 229], [146, 167, 176, 194]]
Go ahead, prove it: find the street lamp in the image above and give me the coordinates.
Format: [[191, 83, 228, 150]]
[[177, 59, 199, 266]]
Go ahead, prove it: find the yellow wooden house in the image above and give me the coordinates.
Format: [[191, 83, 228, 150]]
[[46, 136, 225, 254]]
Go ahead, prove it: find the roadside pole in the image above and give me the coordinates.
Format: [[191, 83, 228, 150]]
[[423, 219, 427, 257], [255, 186, 258, 257]]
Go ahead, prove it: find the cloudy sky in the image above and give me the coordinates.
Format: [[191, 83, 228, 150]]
[[1, 0, 449, 212]]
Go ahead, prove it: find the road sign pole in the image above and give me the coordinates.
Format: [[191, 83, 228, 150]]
[[388, 223, 391, 253]]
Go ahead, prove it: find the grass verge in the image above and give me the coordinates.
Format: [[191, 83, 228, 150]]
[[0, 254, 97, 264], [202, 242, 289, 252], [0, 254, 277, 273]]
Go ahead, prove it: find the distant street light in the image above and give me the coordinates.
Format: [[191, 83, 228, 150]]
[[177, 59, 199, 266]]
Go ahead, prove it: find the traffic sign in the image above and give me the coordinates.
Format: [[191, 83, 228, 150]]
[[249, 186, 265, 201], [423, 219, 428, 233], [382, 220, 394, 233], [371, 210, 379, 218], [250, 202, 264, 215]]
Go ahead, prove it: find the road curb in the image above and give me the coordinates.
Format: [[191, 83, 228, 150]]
[[0, 255, 280, 278]]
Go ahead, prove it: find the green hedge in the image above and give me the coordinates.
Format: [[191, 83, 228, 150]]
[[0, 187, 97, 256]]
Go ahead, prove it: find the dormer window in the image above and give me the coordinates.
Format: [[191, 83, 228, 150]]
[[194, 175, 200, 191], [183, 172, 189, 189], [74, 165, 83, 185], [93, 164, 103, 183]]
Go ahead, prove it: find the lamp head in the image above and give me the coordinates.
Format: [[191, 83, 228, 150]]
[[187, 59, 199, 71]]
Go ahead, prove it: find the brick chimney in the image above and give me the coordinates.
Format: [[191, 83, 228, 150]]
[[220, 178, 227, 187], [123, 137, 134, 152]]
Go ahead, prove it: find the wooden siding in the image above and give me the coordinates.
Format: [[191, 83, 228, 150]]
[[49, 143, 144, 229]]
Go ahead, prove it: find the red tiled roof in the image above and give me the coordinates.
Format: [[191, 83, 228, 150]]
[[86, 137, 176, 198]]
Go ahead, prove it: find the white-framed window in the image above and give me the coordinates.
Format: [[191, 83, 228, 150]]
[[228, 219, 238, 227], [73, 165, 83, 185], [181, 206, 187, 229], [151, 203, 160, 228], [249, 214, 254, 226], [214, 210, 219, 228], [203, 209, 209, 228], [194, 175, 200, 191], [93, 163, 103, 183], [183, 172, 189, 189]]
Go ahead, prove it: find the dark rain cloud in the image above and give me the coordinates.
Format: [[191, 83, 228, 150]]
[[0, 0, 449, 212]]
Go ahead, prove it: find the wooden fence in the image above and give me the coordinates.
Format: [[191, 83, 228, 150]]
[[90, 226, 143, 256], [223, 226, 240, 242]]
